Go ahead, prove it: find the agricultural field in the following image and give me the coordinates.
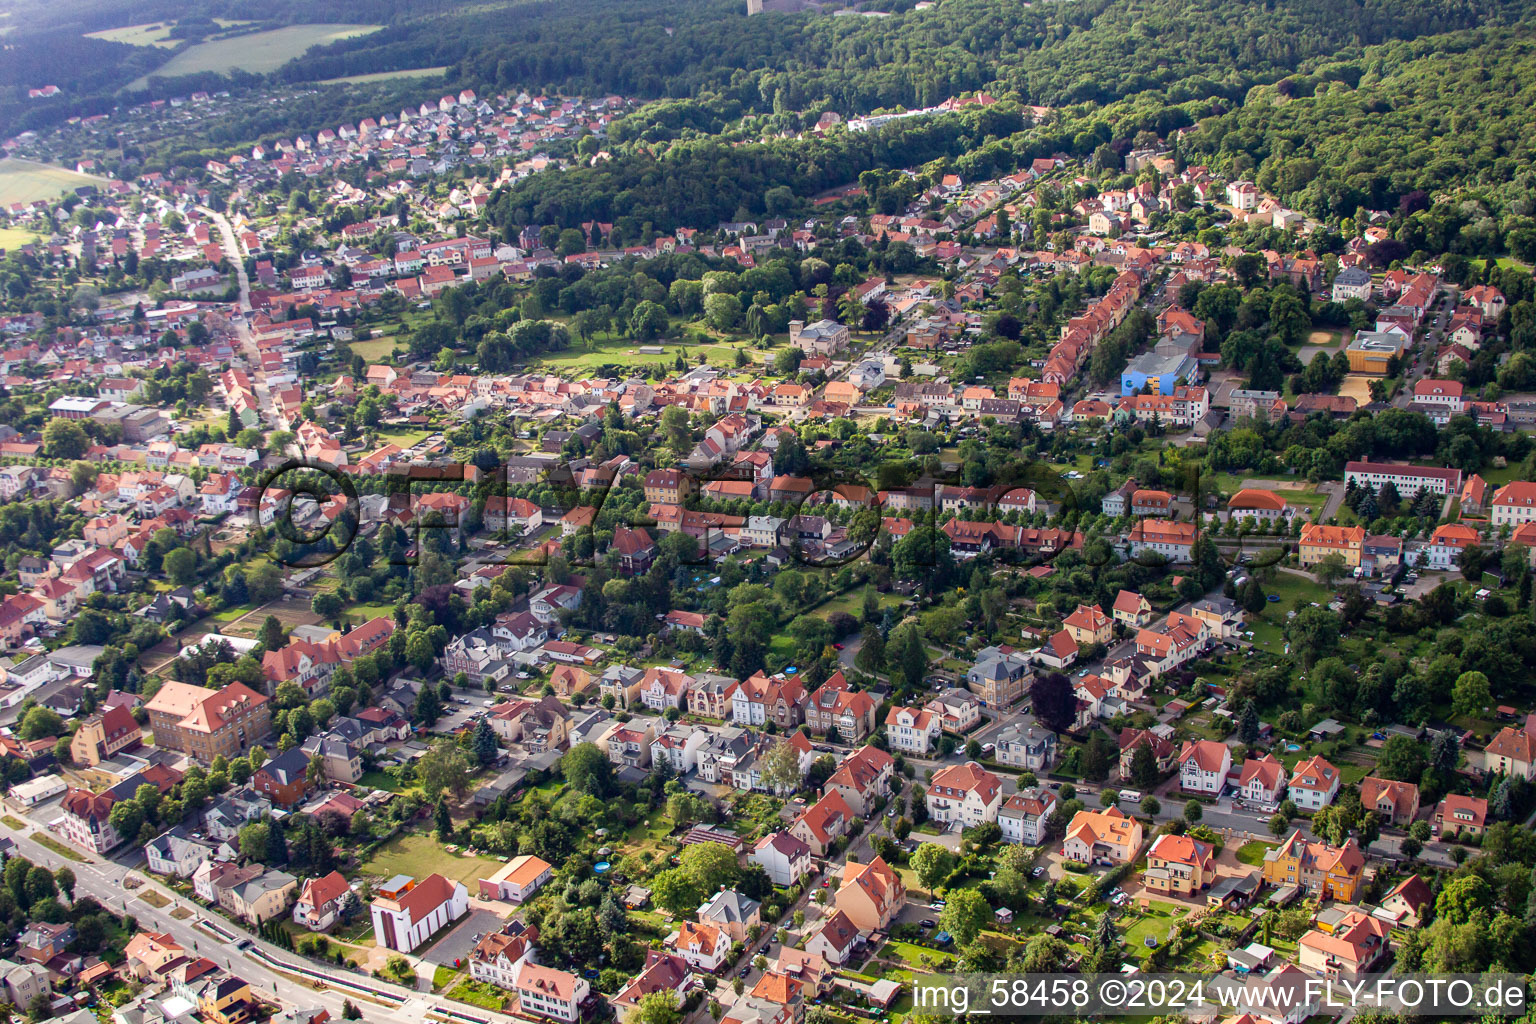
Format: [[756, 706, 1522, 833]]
[[0, 159, 109, 206], [85, 19, 253, 47], [128, 24, 382, 88], [84, 23, 182, 47], [318, 66, 449, 86]]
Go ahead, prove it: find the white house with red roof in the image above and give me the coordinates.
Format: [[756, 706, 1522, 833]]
[[1288, 755, 1341, 811], [1177, 739, 1231, 795], [1423, 522, 1481, 570], [1412, 378, 1465, 412], [1227, 488, 1287, 522], [293, 870, 351, 931], [1490, 481, 1536, 527], [884, 705, 941, 755], [1236, 753, 1287, 804], [925, 762, 1003, 827], [1034, 628, 1078, 669]]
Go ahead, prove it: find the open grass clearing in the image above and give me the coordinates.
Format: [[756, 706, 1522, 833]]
[[318, 66, 448, 85], [358, 832, 506, 887], [349, 337, 402, 362], [0, 227, 43, 250], [0, 159, 110, 205], [129, 24, 382, 88], [84, 22, 183, 47]]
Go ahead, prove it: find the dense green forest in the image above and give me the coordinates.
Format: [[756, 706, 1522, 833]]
[[1179, 27, 1536, 227], [2, 0, 1520, 136], [297, 0, 1507, 114]]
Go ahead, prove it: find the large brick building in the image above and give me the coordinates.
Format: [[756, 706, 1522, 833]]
[[144, 682, 271, 762]]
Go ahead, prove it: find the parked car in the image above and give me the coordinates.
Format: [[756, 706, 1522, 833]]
[[919, 919, 936, 929]]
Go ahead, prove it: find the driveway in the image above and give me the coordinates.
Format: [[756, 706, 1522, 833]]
[[421, 907, 507, 967]]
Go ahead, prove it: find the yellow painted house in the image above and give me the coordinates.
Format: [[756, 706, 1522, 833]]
[[1298, 523, 1365, 568], [1262, 830, 1364, 903]]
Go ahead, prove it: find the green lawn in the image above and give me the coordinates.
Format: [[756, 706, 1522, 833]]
[[448, 978, 509, 1011], [349, 338, 402, 363], [1244, 572, 1338, 653], [318, 66, 448, 85], [0, 159, 110, 205], [344, 602, 398, 625], [1120, 906, 1183, 959], [1236, 840, 1276, 866], [357, 770, 417, 795], [33, 834, 87, 862], [358, 833, 507, 887], [432, 965, 460, 991], [0, 226, 42, 250], [372, 427, 431, 447], [525, 333, 769, 375]]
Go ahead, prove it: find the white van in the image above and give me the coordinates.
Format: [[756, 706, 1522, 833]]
[[1118, 789, 1142, 804]]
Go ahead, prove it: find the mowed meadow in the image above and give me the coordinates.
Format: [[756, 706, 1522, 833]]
[[0, 159, 110, 206], [127, 24, 382, 88]]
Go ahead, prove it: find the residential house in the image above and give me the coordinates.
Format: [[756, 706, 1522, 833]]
[[1357, 777, 1420, 828], [1297, 910, 1390, 976], [1236, 755, 1287, 805], [1062, 604, 1113, 646], [1143, 833, 1216, 896], [750, 832, 812, 887], [293, 871, 352, 932], [1178, 740, 1232, 795], [512, 962, 590, 1023], [1262, 831, 1364, 902], [997, 788, 1057, 846], [993, 721, 1057, 772], [1435, 794, 1489, 838], [965, 644, 1032, 707], [1380, 875, 1434, 928], [69, 704, 141, 766], [925, 762, 1003, 828], [252, 747, 312, 809], [790, 791, 855, 857], [478, 855, 554, 903], [1288, 756, 1341, 811], [144, 826, 216, 878], [824, 745, 893, 816], [884, 706, 941, 756], [1298, 524, 1365, 569], [835, 856, 904, 933], [144, 681, 271, 762], [1062, 806, 1142, 864], [666, 921, 730, 972], [803, 911, 860, 966], [698, 890, 761, 944]]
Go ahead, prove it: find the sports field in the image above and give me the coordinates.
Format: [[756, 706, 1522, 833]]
[[0, 160, 110, 205], [128, 24, 382, 88]]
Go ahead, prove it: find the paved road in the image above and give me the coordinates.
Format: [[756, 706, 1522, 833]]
[[200, 206, 252, 314], [0, 819, 513, 1024]]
